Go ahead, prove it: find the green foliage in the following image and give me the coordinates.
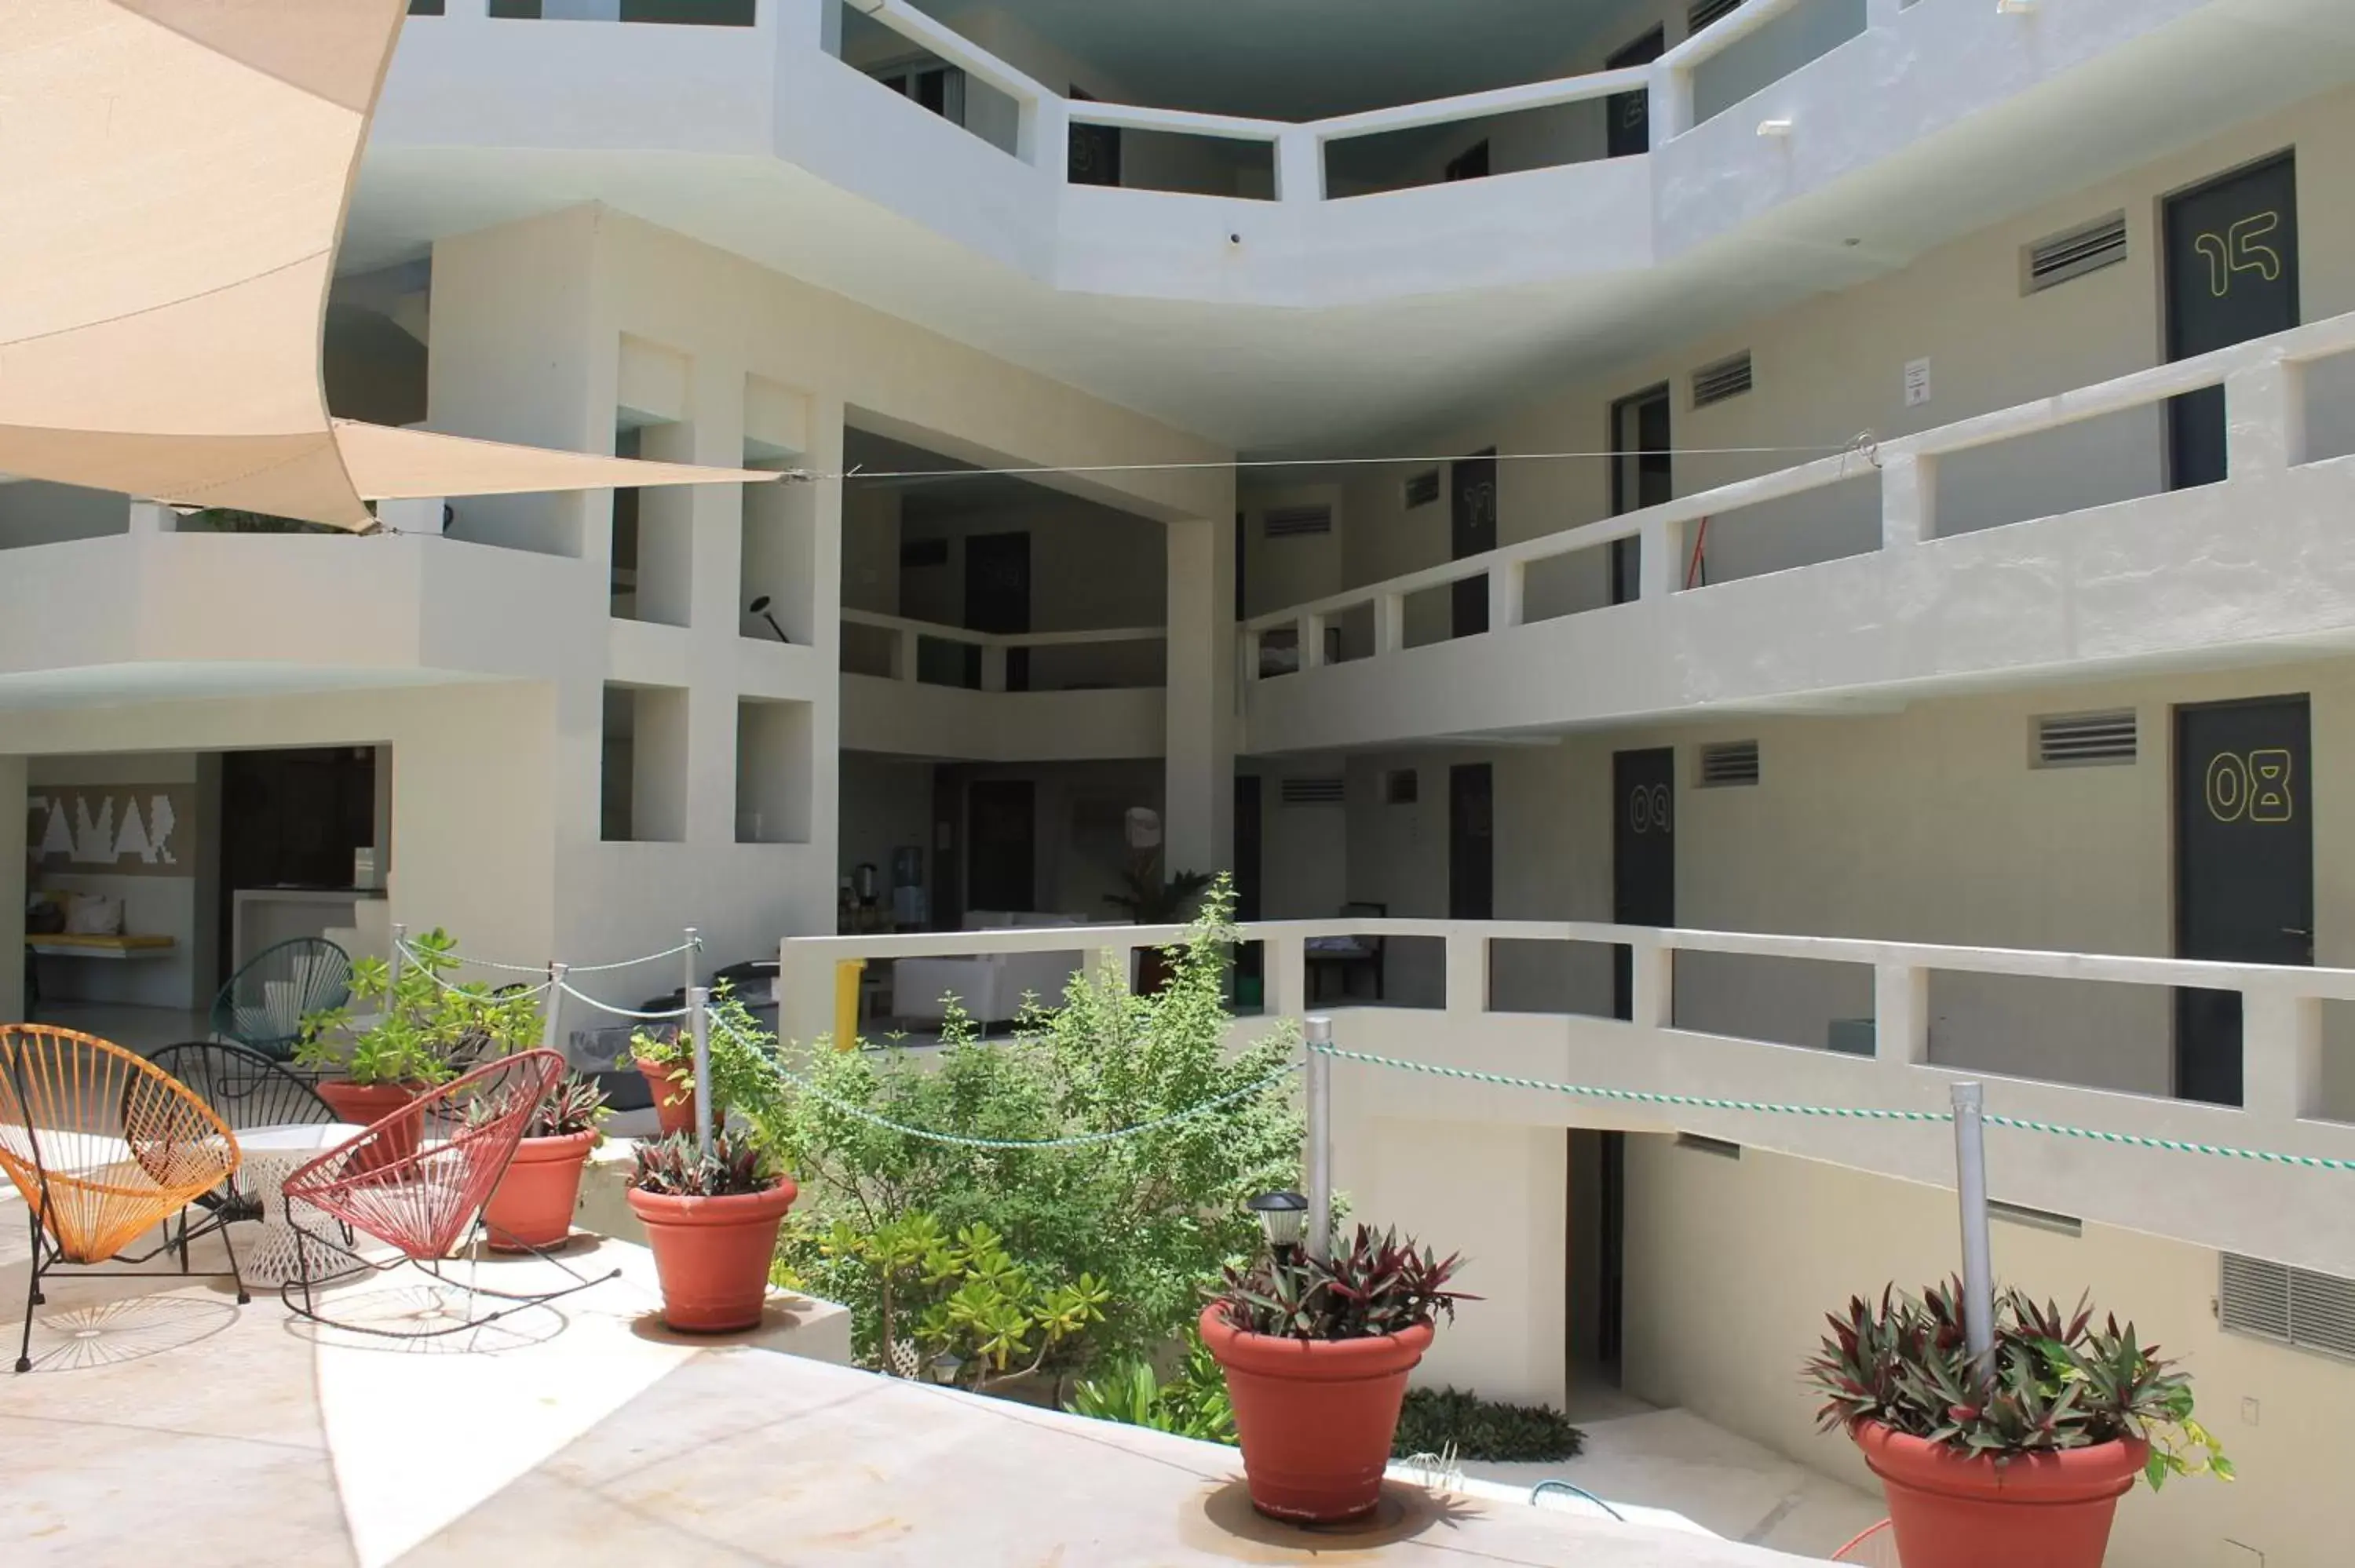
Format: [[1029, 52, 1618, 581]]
[[820, 1212, 1109, 1389], [184, 507, 344, 535], [1067, 1330, 1236, 1444], [462, 1068, 611, 1139], [1215, 1223, 1471, 1342], [1804, 1279, 2233, 1488], [717, 878, 1302, 1379], [1391, 1387, 1584, 1463], [627, 1127, 781, 1198], [296, 928, 538, 1087], [1104, 855, 1215, 924]]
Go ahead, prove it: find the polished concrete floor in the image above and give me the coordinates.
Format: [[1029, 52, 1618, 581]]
[[1, 1197, 1839, 1566]]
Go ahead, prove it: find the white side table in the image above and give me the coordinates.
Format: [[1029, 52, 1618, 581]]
[[234, 1122, 361, 1286]]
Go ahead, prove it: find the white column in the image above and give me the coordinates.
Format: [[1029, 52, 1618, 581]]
[[1638, 516, 1682, 600], [2225, 358, 2307, 475], [1445, 931, 1489, 1017], [1488, 559, 1525, 632], [127, 500, 174, 534], [0, 755, 24, 1023], [1648, 64, 1692, 146], [2242, 987, 2322, 1121], [1164, 516, 1236, 877], [1274, 130, 1324, 202], [1879, 453, 1935, 549], [1020, 96, 1070, 172], [1627, 935, 1674, 1029], [1873, 964, 1930, 1064]]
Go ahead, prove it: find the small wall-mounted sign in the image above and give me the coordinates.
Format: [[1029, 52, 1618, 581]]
[[25, 786, 194, 877], [1904, 358, 1933, 408]]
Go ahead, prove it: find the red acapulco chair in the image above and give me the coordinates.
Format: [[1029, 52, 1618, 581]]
[[1831, 1519, 1903, 1565], [276, 1049, 617, 1337]]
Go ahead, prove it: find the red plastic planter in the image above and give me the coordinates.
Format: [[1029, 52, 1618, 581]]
[[483, 1129, 597, 1252], [636, 1058, 697, 1139], [316, 1080, 423, 1171], [1199, 1302, 1433, 1524], [1853, 1420, 2148, 1568], [626, 1178, 798, 1333]]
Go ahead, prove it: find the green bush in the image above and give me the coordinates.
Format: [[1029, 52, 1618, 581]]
[[1066, 1329, 1235, 1444], [1391, 1387, 1586, 1463], [712, 880, 1303, 1387]]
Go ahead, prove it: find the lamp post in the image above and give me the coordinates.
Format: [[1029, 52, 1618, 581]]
[[1248, 1190, 1310, 1261]]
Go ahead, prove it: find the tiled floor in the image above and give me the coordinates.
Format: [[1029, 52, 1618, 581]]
[[24, 1001, 210, 1054]]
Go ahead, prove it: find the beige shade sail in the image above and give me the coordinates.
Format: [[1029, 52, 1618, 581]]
[[0, 1, 774, 531]]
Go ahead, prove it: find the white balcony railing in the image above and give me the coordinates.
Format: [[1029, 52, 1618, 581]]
[[838, 609, 1165, 692], [1242, 308, 2355, 700], [777, 915, 2355, 1278]]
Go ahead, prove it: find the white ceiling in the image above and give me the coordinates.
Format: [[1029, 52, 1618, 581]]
[[910, 0, 1656, 119]]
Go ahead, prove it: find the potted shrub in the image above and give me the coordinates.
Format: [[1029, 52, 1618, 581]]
[[1199, 1223, 1471, 1523], [627, 1023, 698, 1139], [624, 1128, 798, 1333], [297, 929, 531, 1165], [1805, 1279, 2231, 1568], [479, 1070, 610, 1253], [1105, 861, 1213, 995]]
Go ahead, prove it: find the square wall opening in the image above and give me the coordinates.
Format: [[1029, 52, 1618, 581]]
[[742, 377, 815, 645], [611, 420, 692, 627], [601, 684, 688, 843], [736, 698, 814, 844]]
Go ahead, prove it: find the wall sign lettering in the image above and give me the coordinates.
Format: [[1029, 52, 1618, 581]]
[[24, 786, 194, 877]]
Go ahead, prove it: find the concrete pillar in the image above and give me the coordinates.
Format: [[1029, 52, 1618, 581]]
[[1274, 130, 1324, 202], [2225, 358, 2306, 475], [2243, 987, 2322, 1121], [0, 755, 23, 1022], [1163, 515, 1236, 878], [1879, 453, 1936, 549], [1873, 964, 1930, 1064]]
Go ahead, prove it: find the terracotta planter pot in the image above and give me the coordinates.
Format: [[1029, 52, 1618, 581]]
[[625, 1177, 798, 1333], [482, 1129, 597, 1253], [1199, 1302, 1433, 1524], [636, 1058, 697, 1139], [316, 1080, 424, 1171], [1853, 1420, 2148, 1568]]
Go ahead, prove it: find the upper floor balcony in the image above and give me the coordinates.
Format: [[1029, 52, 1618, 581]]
[[1240, 308, 2355, 753], [363, 0, 2298, 318], [839, 610, 1166, 760]]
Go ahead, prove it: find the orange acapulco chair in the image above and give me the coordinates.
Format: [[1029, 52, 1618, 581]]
[[0, 1025, 249, 1373], [277, 1049, 619, 1339]]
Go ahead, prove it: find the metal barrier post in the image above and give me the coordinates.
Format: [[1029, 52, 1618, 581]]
[[541, 962, 568, 1059], [1305, 1015, 1333, 1258], [690, 984, 714, 1161], [1952, 1081, 1995, 1381]]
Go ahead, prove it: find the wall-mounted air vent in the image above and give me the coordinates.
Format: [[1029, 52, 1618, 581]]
[[2025, 213, 2128, 294], [1280, 775, 1346, 807], [2221, 1254, 2355, 1362], [1385, 768, 1420, 805], [1688, 0, 1746, 34], [1698, 740, 1761, 788], [1264, 504, 1333, 538], [1692, 351, 1754, 410], [2034, 710, 2138, 768], [1404, 470, 1441, 509], [1674, 1132, 1742, 1159]]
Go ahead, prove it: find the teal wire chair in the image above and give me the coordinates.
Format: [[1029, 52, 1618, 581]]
[[209, 938, 352, 1062]]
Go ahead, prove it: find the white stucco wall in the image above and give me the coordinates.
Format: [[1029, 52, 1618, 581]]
[[1623, 1139, 2346, 1568]]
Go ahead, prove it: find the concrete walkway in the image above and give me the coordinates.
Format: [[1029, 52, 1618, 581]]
[[1, 1202, 1841, 1567]]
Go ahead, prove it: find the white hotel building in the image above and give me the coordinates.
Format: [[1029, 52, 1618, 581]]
[[8, 2, 2355, 1560]]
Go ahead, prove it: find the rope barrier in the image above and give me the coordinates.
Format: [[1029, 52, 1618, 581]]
[[1312, 1044, 2355, 1172], [392, 951, 557, 1001], [716, 1018, 1296, 1150], [395, 934, 703, 979], [555, 980, 693, 1023], [564, 936, 703, 975]]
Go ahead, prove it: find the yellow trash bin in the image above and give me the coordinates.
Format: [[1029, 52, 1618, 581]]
[[833, 959, 865, 1052]]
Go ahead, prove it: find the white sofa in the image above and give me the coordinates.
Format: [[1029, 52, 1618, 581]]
[[890, 912, 1090, 1026]]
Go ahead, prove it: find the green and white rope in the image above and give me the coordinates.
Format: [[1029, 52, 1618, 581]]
[[1314, 1044, 2355, 1172], [716, 1018, 1296, 1150], [1981, 1113, 2355, 1172], [1311, 1044, 1948, 1123]]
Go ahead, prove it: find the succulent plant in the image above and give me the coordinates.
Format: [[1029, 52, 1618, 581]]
[[459, 1067, 610, 1138], [626, 1127, 781, 1198], [1214, 1223, 1473, 1342], [1802, 1278, 2233, 1488]]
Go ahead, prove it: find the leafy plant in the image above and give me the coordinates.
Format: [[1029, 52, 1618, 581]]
[[1804, 1279, 2233, 1490], [820, 1212, 1109, 1391], [714, 879, 1302, 1384], [1067, 1329, 1236, 1443], [297, 928, 539, 1087], [1104, 857, 1215, 924], [1392, 1387, 1583, 1463], [626, 1127, 780, 1198], [466, 1070, 612, 1140], [1215, 1223, 1473, 1341]]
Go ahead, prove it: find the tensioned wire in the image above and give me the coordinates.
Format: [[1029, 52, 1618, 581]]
[[393, 935, 701, 976], [712, 1016, 1298, 1150], [1310, 1044, 2355, 1173]]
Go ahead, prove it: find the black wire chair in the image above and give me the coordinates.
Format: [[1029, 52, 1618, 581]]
[[208, 938, 352, 1062], [147, 1042, 340, 1234]]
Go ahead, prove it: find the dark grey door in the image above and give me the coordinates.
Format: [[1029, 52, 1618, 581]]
[[2164, 153, 2298, 490], [963, 531, 1030, 691], [1609, 387, 1671, 605], [2174, 696, 2313, 1106], [1068, 85, 1121, 187], [966, 779, 1036, 913], [1451, 450, 1499, 637], [1448, 763, 1494, 921], [1611, 747, 1675, 1019], [1605, 28, 1666, 159]]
